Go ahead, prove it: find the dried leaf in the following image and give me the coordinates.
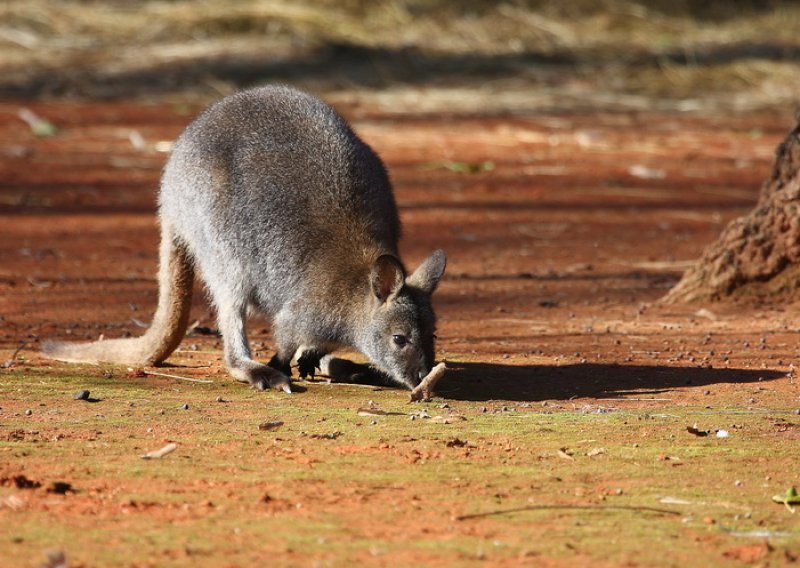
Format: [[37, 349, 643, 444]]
[[430, 414, 466, 424], [357, 407, 407, 417], [687, 424, 709, 437], [772, 487, 800, 505], [557, 448, 574, 461], [141, 442, 177, 459]]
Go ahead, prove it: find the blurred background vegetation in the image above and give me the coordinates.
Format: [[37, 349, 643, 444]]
[[1, 0, 799, 112]]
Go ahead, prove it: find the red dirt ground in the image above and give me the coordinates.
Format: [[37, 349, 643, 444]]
[[2, 99, 800, 565], [2, 101, 799, 397]]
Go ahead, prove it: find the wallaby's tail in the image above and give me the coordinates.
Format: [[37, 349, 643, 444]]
[[44, 221, 194, 366]]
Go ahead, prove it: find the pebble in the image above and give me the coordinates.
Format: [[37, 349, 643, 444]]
[[794, 409, 800, 415], [25, 409, 32, 416], [181, 403, 189, 410], [215, 396, 226, 403], [74, 390, 90, 401]]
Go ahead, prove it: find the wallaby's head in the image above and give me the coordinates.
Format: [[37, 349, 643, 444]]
[[360, 250, 447, 389]]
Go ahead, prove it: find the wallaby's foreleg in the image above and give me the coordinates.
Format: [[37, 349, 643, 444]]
[[216, 301, 291, 393]]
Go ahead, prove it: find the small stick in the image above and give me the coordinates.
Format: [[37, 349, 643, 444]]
[[144, 369, 213, 384], [456, 504, 681, 521], [597, 398, 672, 402], [410, 362, 447, 402], [141, 442, 177, 460], [1, 342, 29, 368]]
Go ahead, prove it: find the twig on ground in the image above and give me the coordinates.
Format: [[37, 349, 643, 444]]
[[456, 504, 681, 521], [1, 342, 29, 368], [598, 398, 672, 401], [144, 369, 213, 384], [410, 362, 447, 402]]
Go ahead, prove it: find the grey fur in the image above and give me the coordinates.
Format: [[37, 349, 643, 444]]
[[45, 85, 446, 391]]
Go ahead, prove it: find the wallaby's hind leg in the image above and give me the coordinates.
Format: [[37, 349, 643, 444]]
[[212, 295, 291, 393]]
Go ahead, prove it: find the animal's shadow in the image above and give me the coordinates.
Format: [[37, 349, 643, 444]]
[[324, 359, 785, 402], [436, 361, 786, 402]]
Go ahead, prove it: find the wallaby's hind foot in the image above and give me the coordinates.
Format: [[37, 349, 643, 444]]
[[229, 361, 292, 393]]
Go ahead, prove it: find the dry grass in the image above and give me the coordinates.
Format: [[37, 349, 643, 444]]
[[1, 1, 799, 111]]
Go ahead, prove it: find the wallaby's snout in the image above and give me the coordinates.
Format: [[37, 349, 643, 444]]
[[361, 249, 447, 389]]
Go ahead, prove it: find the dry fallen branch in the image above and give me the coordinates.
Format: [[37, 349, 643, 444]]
[[1, 342, 28, 369], [130, 368, 213, 384], [410, 362, 447, 402], [456, 504, 681, 521]]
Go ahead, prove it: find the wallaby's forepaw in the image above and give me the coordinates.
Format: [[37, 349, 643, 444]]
[[297, 350, 322, 380]]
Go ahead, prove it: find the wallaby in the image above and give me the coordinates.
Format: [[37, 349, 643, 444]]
[[45, 85, 447, 392]]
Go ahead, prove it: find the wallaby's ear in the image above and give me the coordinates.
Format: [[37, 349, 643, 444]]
[[407, 249, 447, 294], [370, 255, 405, 303]]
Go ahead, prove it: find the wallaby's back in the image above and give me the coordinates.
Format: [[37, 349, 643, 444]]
[[161, 86, 401, 315]]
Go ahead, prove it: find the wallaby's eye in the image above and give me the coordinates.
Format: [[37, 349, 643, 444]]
[[392, 334, 407, 347]]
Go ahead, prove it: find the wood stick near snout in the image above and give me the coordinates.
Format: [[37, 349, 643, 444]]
[[409, 362, 447, 402]]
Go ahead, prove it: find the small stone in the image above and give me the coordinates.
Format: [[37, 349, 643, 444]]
[[25, 409, 32, 416], [181, 403, 189, 410], [215, 396, 225, 403], [74, 390, 90, 401], [794, 409, 800, 415]]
